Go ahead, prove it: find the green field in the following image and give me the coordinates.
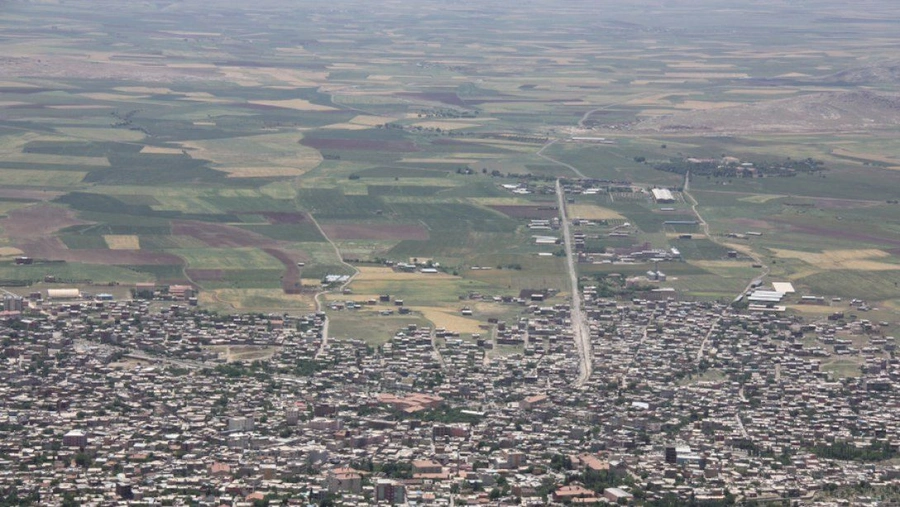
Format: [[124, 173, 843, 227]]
[[0, 0, 896, 331]]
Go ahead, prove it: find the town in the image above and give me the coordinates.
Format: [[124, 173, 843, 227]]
[[0, 277, 897, 505]]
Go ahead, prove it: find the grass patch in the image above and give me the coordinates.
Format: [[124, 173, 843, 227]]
[[173, 247, 284, 270], [328, 311, 431, 346]]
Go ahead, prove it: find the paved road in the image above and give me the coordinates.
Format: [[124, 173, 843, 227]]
[[556, 179, 593, 387]]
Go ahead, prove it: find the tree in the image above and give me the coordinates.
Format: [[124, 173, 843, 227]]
[[74, 452, 92, 468]]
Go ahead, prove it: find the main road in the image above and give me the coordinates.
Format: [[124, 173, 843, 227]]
[[556, 179, 593, 387]]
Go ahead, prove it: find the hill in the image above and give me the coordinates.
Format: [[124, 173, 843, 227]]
[[623, 91, 900, 134]]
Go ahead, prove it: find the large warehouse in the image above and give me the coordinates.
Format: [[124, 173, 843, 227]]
[[651, 188, 675, 203]]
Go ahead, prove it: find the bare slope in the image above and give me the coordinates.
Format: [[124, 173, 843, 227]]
[[625, 91, 900, 134]]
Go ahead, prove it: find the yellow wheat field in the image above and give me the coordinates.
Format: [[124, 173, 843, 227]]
[[140, 146, 185, 155], [769, 248, 898, 270], [248, 99, 337, 111], [410, 306, 485, 334], [354, 266, 456, 281], [104, 235, 140, 250], [0, 247, 24, 257]]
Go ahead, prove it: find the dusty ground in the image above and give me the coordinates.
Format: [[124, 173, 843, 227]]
[[0, 204, 88, 238]]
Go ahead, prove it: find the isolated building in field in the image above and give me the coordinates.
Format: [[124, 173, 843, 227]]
[[651, 188, 675, 203]]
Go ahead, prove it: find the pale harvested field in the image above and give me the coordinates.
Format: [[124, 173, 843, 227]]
[[180, 133, 322, 176], [193, 121, 216, 126], [56, 127, 147, 142], [160, 31, 222, 36], [470, 197, 533, 206], [200, 289, 315, 312], [248, 99, 337, 111], [179, 96, 231, 104], [0, 81, 40, 88], [0, 102, 28, 107], [674, 100, 744, 110], [401, 157, 481, 164], [166, 63, 218, 69], [321, 122, 371, 130], [222, 67, 329, 87], [692, 260, 756, 269], [0, 247, 24, 257], [410, 306, 485, 333], [321, 114, 395, 130], [46, 105, 114, 110], [152, 195, 221, 214], [221, 167, 312, 178], [769, 248, 899, 270], [114, 86, 174, 94], [0, 170, 86, 187], [140, 146, 185, 155], [325, 293, 379, 304], [350, 115, 397, 126], [639, 108, 679, 116], [412, 121, 481, 130], [354, 266, 457, 281], [666, 62, 737, 69], [625, 93, 692, 106], [431, 152, 510, 159], [2, 153, 111, 167], [832, 148, 898, 165], [205, 345, 278, 363], [367, 75, 394, 81], [104, 235, 140, 250], [664, 72, 750, 79], [725, 89, 798, 95], [568, 204, 624, 220], [79, 92, 150, 101], [275, 47, 311, 55], [633, 79, 707, 85], [107, 359, 151, 370]]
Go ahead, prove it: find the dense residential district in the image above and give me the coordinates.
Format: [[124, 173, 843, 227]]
[[1, 194, 899, 506]]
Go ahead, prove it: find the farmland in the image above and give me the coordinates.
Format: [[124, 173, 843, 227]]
[[0, 0, 897, 333]]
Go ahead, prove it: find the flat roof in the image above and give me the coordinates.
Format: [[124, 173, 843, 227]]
[[772, 282, 795, 294]]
